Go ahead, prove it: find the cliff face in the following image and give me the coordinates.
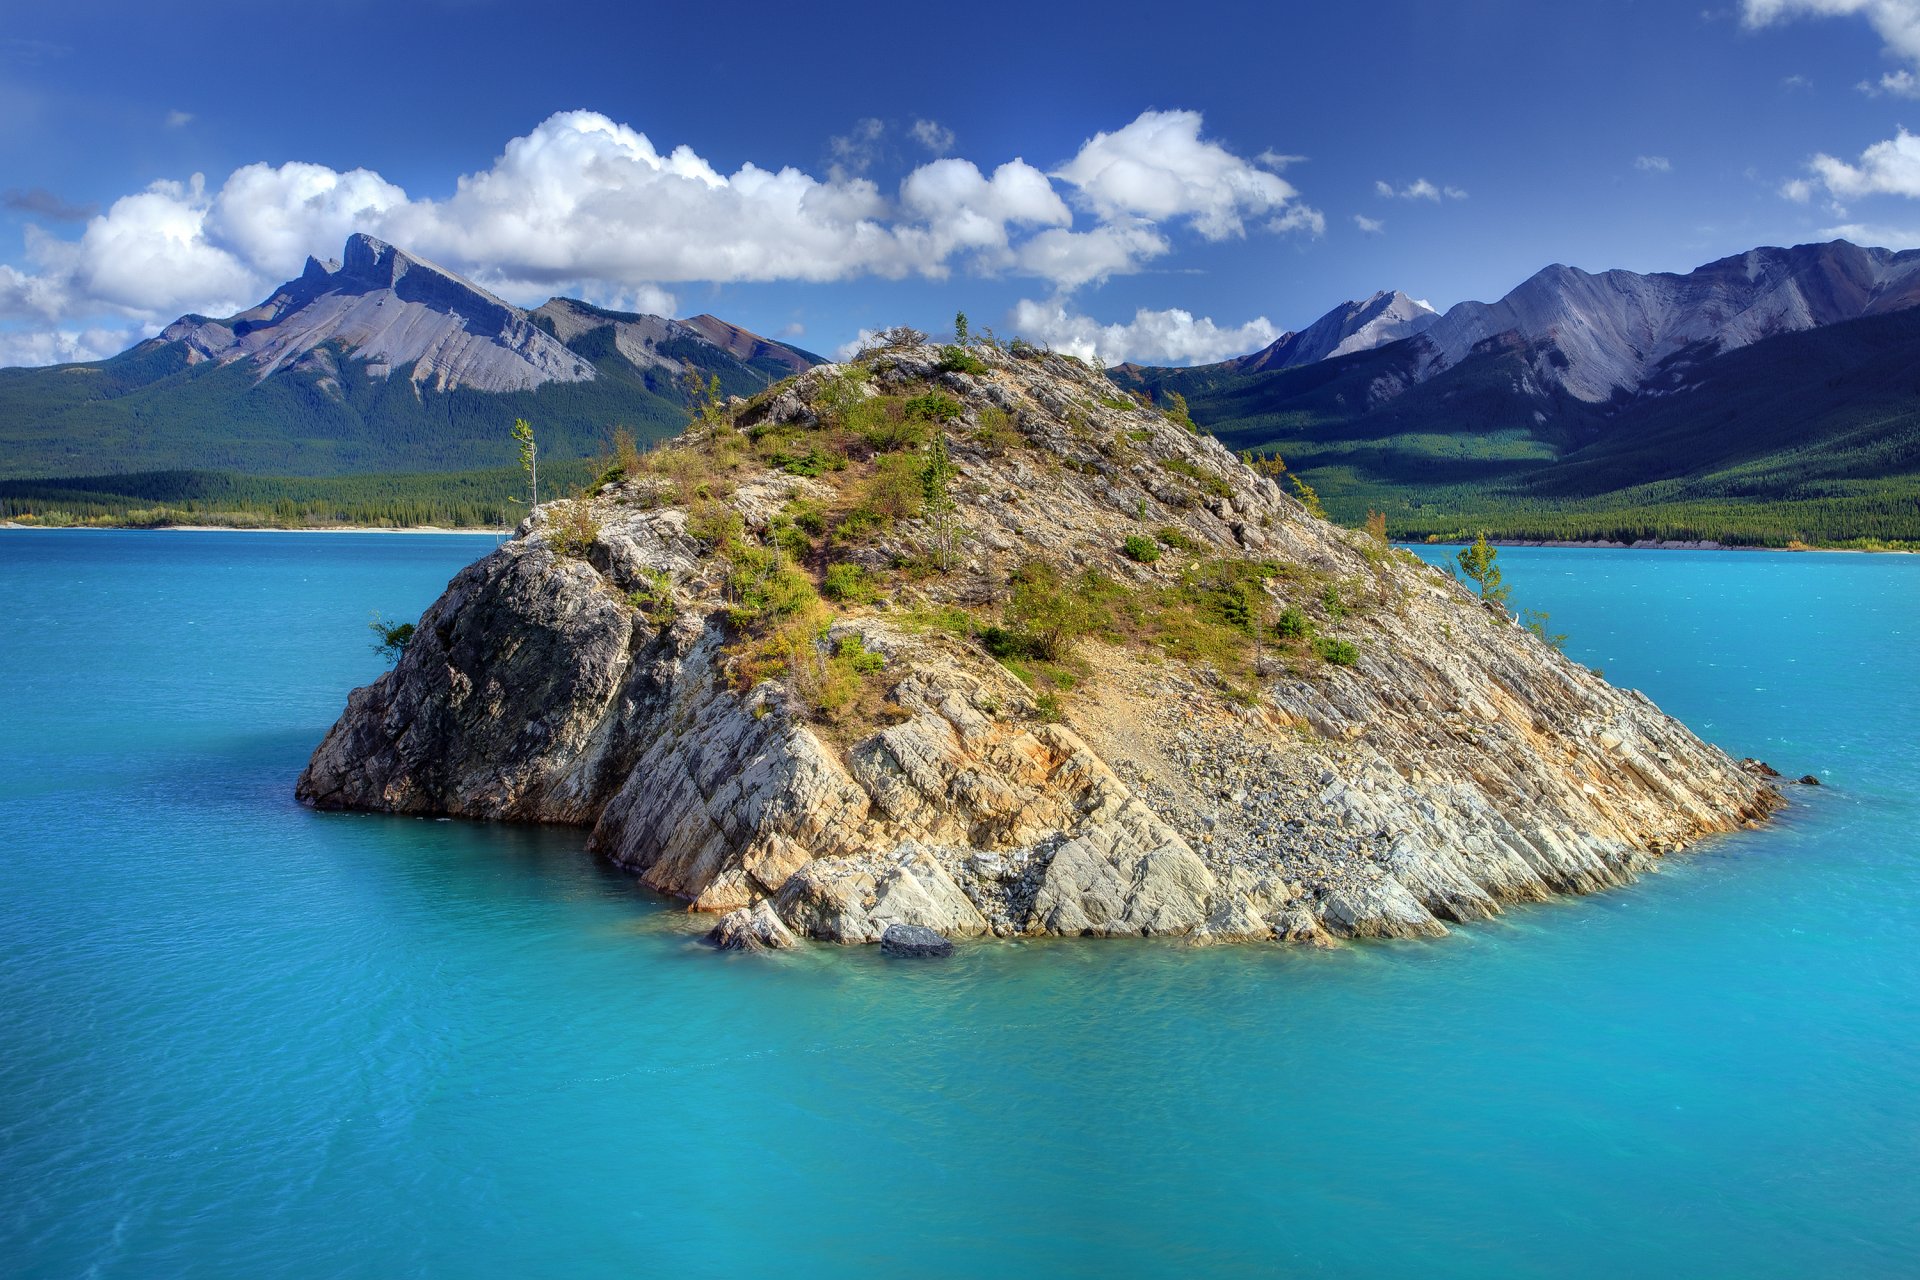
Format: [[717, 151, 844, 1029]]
[[297, 338, 1780, 947]]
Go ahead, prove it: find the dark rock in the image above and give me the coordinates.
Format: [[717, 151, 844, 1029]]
[[1741, 757, 1782, 778], [1798, 774, 1822, 786], [880, 923, 954, 958]]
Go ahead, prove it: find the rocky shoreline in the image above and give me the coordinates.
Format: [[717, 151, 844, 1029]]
[[298, 338, 1784, 952]]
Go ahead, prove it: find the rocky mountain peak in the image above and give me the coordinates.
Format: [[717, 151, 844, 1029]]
[[151, 234, 595, 393], [299, 334, 1779, 951]]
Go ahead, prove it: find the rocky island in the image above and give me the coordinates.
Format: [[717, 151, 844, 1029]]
[[297, 333, 1782, 949]]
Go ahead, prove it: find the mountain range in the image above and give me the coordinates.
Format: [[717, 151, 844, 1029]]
[[1119, 240, 1920, 544], [2, 233, 1917, 541], [0, 234, 817, 484]]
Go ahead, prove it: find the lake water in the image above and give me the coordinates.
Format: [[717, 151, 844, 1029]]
[[1, 532, 1914, 1277]]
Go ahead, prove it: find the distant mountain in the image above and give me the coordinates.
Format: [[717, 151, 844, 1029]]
[[1411, 240, 1920, 403], [1118, 240, 1920, 545], [0, 234, 820, 481], [1231, 289, 1438, 373]]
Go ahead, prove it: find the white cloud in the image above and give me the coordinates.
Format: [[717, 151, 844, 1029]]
[[834, 328, 881, 361], [1636, 155, 1673, 172], [1011, 223, 1172, 290], [1256, 150, 1308, 170], [1375, 178, 1468, 201], [828, 117, 887, 179], [1782, 72, 1815, 88], [1821, 219, 1920, 243], [0, 324, 141, 367], [0, 107, 1322, 363], [1744, 0, 1920, 65], [1802, 127, 1920, 197], [1053, 109, 1320, 241], [165, 109, 193, 128], [909, 118, 955, 156], [1353, 213, 1385, 234], [1007, 297, 1279, 366], [1858, 67, 1920, 93], [1782, 176, 1816, 200]]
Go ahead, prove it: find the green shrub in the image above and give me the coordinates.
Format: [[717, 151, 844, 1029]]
[[1155, 526, 1201, 551], [1275, 606, 1310, 640], [772, 446, 844, 477], [905, 392, 964, 423], [1033, 692, 1065, 723], [1121, 533, 1162, 563], [626, 569, 676, 621], [971, 407, 1020, 456], [546, 503, 600, 558], [1321, 582, 1347, 620], [1312, 636, 1359, 666], [369, 617, 414, 661], [836, 634, 886, 674], [1003, 559, 1097, 660], [822, 562, 879, 604], [938, 346, 989, 376]]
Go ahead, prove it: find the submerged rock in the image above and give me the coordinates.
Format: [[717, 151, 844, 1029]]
[[298, 337, 1783, 951], [879, 923, 955, 958], [706, 901, 798, 952]]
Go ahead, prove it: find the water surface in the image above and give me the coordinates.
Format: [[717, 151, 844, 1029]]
[[1, 533, 1914, 1276]]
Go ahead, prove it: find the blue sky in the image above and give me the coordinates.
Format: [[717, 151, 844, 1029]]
[[8, 0, 1920, 367]]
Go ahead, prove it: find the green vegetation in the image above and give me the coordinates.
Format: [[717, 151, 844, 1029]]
[[1117, 305, 1920, 546], [938, 346, 989, 377], [369, 616, 414, 661], [822, 562, 878, 603], [0, 461, 599, 528], [1121, 533, 1162, 563], [1457, 532, 1510, 606], [510, 418, 538, 508]]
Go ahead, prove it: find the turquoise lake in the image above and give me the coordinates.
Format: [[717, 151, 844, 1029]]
[[1, 531, 1915, 1277]]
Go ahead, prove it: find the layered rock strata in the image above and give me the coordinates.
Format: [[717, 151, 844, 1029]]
[[299, 340, 1781, 947]]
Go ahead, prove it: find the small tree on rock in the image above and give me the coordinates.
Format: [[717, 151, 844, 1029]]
[[511, 418, 537, 509], [1457, 531, 1510, 607]]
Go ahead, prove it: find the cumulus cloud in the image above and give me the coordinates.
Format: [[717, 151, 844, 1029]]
[[1053, 109, 1320, 241], [1858, 67, 1920, 93], [1820, 218, 1920, 242], [1636, 155, 1673, 172], [0, 106, 1321, 362], [1374, 178, 1467, 201], [909, 118, 955, 156], [1800, 126, 1920, 197], [0, 323, 142, 367], [1744, 0, 1920, 65], [165, 109, 193, 128], [1353, 213, 1385, 234], [1007, 297, 1279, 366]]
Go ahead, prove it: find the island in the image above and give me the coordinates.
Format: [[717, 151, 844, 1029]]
[[298, 333, 1782, 950]]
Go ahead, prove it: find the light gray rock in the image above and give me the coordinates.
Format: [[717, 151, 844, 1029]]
[[300, 335, 1783, 952], [706, 901, 799, 952]]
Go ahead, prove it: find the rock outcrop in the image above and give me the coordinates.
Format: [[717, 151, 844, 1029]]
[[298, 335, 1782, 949]]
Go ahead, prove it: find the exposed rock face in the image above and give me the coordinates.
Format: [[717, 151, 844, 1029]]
[[880, 924, 955, 958], [706, 902, 798, 952], [158, 234, 597, 394], [1413, 239, 1920, 403], [298, 338, 1782, 948]]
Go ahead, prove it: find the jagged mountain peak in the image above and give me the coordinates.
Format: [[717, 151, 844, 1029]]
[[153, 234, 594, 394], [1229, 287, 1440, 374], [1416, 238, 1920, 402]]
